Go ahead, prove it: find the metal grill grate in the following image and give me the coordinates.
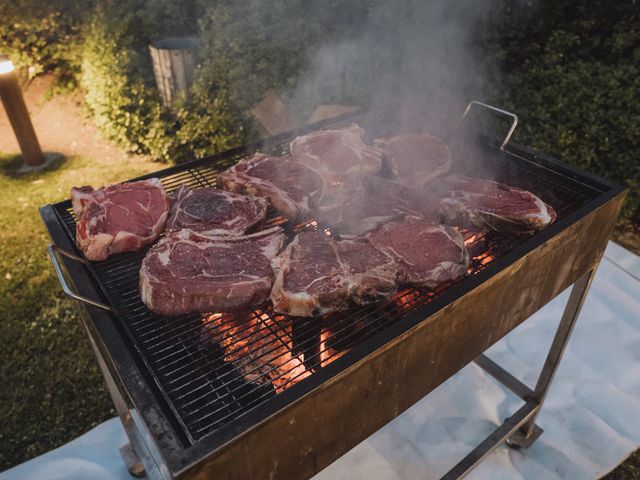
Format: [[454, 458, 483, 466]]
[[52, 110, 602, 444]]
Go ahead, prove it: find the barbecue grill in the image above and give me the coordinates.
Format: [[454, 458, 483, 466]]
[[41, 102, 626, 480]]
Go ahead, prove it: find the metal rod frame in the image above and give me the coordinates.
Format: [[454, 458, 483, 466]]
[[442, 266, 598, 479]]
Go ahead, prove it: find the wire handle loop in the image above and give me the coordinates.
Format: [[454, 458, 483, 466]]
[[48, 244, 115, 313], [460, 100, 519, 150]]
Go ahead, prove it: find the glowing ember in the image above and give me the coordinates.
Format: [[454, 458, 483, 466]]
[[393, 289, 421, 309], [464, 232, 484, 246], [319, 328, 346, 367], [203, 311, 310, 393], [480, 255, 495, 266]]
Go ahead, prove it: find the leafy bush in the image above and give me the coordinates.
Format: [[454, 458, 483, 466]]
[[487, 0, 640, 223], [80, 0, 255, 161], [80, 1, 171, 157], [0, 1, 88, 81]]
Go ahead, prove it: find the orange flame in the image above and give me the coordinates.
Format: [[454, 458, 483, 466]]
[[319, 328, 346, 367], [203, 311, 310, 393]]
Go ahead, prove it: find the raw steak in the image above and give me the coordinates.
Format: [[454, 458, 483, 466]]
[[271, 232, 349, 317], [205, 312, 310, 393], [337, 237, 399, 305], [165, 185, 267, 236], [375, 133, 451, 188], [270, 232, 400, 316], [290, 124, 384, 183], [366, 216, 470, 289], [316, 174, 440, 236], [438, 175, 557, 232], [217, 153, 324, 222], [140, 227, 285, 316], [71, 178, 170, 261]]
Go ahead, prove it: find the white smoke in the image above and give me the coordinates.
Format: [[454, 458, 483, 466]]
[[288, 0, 496, 128]]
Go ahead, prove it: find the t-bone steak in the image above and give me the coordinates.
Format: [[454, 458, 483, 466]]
[[165, 185, 267, 236], [71, 178, 170, 261], [217, 153, 324, 222], [290, 124, 384, 183], [316, 174, 441, 236], [375, 133, 452, 188], [438, 175, 557, 232], [366, 216, 470, 289], [270, 232, 400, 317], [140, 227, 285, 316]]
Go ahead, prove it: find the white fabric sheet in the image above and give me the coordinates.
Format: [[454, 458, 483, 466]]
[[2, 241, 639, 480]]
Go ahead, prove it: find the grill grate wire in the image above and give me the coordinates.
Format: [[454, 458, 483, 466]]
[[53, 111, 601, 444]]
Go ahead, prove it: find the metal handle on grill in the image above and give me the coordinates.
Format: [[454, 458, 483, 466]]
[[460, 100, 519, 150], [48, 244, 115, 313]]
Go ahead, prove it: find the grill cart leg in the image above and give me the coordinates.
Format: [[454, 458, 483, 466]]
[[442, 267, 597, 479], [87, 334, 148, 478]]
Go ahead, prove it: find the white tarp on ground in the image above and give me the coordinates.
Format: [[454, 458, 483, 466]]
[[2, 241, 639, 480]]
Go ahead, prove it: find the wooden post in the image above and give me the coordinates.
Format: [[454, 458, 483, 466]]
[[0, 57, 45, 166], [149, 37, 198, 109]]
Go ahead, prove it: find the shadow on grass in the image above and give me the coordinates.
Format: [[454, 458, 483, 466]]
[[0, 152, 66, 178]]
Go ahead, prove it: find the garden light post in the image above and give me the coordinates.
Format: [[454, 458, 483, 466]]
[[0, 54, 45, 167]]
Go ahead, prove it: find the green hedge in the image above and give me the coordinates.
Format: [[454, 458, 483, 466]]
[[0, 1, 88, 82], [487, 1, 640, 223]]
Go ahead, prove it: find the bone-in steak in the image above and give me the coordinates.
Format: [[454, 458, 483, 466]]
[[166, 185, 267, 236], [366, 216, 470, 288], [439, 175, 557, 232], [270, 232, 400, 317], [71, 178, 170, 261], [290, 124, 384, 183], [375, 133, 451, 188], [217, 153, 324, 223], [316, 174, 440, 235], [140, 227, 285, 316]]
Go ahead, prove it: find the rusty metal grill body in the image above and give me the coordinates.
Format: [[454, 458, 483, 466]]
[[41, 108, 626, 479]]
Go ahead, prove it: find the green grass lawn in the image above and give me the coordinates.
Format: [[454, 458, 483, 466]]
[[0, 153, 157, 471]]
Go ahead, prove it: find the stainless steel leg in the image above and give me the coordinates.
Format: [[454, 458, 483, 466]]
[[506, 268, 597, 448], [85, 332, 147, 478], [443, 267, 598, 478]]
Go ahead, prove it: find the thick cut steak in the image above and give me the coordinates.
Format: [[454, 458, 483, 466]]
[[140, 227, 285, 316], [366, 216, 469, 288], [217, 153, 324, 222], [166, 185, 267, 236], [271, 232, 349, 317], [71, 178, 170, 261], [271, 232, 400, 317], [316, 174, 440, 235], [290, 124, 384, 182], [337, 237, 399, 305], [439, 175, 557, 232], [375, 133, 451, 188]]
